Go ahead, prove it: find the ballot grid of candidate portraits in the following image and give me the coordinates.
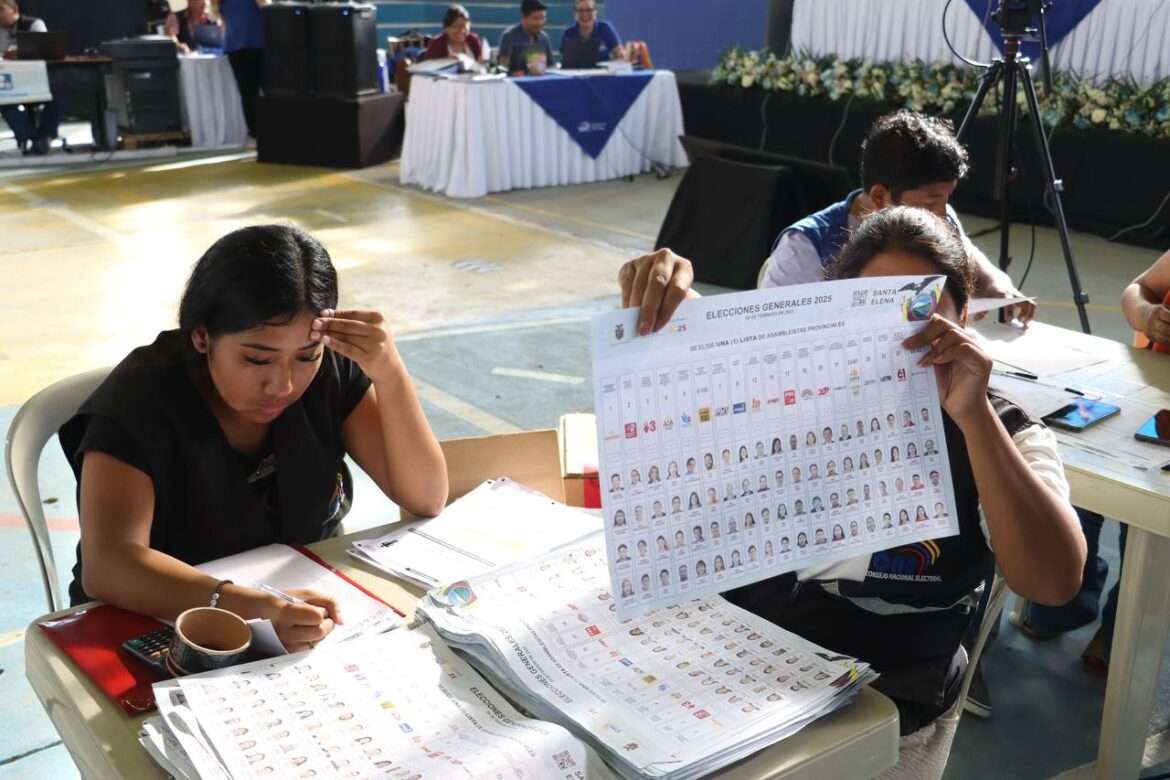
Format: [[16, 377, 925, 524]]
[[597, 329, 960, 615]]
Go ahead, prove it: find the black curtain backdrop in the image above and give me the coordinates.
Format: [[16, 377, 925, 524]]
[[20, 0, 147, 54], [678, 73, 1170, 249]]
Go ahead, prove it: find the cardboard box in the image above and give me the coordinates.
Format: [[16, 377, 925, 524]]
[[400, 429, 564, 521], [559, 413, 600, 509]]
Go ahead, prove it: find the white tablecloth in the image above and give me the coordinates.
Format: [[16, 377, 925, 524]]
[[178, 53, 248, 148], [401, 70, 687, 198], [791, 0, 1170, 84]]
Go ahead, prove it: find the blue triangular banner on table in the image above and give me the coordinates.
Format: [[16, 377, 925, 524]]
[[962, 0, 1105, 61], [513, 72, 654, 159]]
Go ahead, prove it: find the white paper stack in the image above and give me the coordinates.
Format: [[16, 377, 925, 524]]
[[418, 531, 878, 780], [348, 478, 602, 588], [144, 624, 618, 780], [195, 543, 404, 654]]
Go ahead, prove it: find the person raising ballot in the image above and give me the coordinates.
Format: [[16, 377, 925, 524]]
[[498, 0, 553, 76], [61, 225, 447, 652], [618, 208, 1084, 778]]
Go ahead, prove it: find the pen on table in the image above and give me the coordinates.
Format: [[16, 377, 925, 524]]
[[995, 368, 1039, 380], [992, 369, 1087, 396], [256, 583, 304, 604]]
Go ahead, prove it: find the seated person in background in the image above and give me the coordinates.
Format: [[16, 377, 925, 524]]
[[498, 0, 552, 76], [1013, 248, 1170, 671], [619, 208, 1084, 778], [560, 0, 622, 68], [173, 0, 222, 52], [763, 110, 1035, 326], [60, 225, 448, 652], [0, 0, 57, 155], [423, 4, 486, 63]]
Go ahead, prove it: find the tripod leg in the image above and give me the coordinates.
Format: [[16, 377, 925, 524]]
[[1019, 65, 1092, 334], [996, 61, 1019, 277], [957, 62, 1001, 141]]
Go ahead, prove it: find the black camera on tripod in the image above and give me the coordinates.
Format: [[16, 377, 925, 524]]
[[992, 0, 1048, 38]]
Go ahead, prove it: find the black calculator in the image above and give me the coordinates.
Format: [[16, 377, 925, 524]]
[[122, 627, 175, 676]]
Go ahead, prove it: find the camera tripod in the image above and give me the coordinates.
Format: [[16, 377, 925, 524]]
[[956, 33, 1092, 333]]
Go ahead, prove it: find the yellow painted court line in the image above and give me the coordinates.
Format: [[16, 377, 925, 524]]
[[411, 376, 522, 435], [2, 183, 122, 244], [479, 193, 658, 243], [339, 171, 643, 256], [0, 628, 26, 649]]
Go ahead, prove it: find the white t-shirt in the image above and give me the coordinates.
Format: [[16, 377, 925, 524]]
[[760, 204, 969, 290]]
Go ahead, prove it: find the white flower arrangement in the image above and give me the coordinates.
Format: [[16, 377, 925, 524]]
[[711, 49, 1170, 139]]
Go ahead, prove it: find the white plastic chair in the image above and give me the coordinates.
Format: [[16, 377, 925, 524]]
[[5, 367, 110, 613], [923, 573, 1010, 778]]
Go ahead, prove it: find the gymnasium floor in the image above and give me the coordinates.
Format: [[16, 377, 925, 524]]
[[0, 148, 1167, 779]]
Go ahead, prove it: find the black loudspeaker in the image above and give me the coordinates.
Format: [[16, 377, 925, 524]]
[[101, 37, 182, 134], [656, 156, 809, 290], [263, 3, 311, 96], [21, 0, 147, 54], [308, 4, 378, 99], [257, 92, 405, 168]]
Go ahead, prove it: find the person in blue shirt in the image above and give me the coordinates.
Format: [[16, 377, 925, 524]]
[[760, 111, 1034, 326], [215, 0, 268, 138], [560, 0, 623, 68], [498, 0, 553, 76]]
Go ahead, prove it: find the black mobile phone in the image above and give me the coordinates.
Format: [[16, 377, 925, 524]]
[[1135, 409, 1170, 447], [1042, 398, 1121, 432], [122, 626, 175, 675]]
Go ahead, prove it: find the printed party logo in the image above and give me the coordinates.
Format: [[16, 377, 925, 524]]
[[784, 390, 796, 405], [899, 277, 943, 321], [732, 402, 746, 414], [680, 412, 693, 427], [698, 407, 711, 423]]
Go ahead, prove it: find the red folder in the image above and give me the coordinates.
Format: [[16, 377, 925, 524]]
[[36, 546, 404, 715], [38, 605, 167, 715]]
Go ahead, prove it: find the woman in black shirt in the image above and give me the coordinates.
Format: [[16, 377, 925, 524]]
[[61, 225, 447, 651]]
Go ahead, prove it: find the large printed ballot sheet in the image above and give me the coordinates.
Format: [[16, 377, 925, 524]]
[[592, 276, 961, 618]]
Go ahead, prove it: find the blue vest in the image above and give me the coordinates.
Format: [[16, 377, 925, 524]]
[[775, 189, 863, 268]]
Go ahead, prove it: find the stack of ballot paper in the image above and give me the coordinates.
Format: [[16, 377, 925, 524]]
[[348, 478, 602, 588], [418, 531, 879, 780], [141, 624, 618, 780]]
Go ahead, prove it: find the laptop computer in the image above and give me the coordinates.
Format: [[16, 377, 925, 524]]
[[16, 31, 68, 61], [562, 37, 603, 69]]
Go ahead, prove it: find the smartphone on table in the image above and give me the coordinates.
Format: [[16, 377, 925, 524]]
[[1041, 398, 1121, 432], [1135, 409, 1170, 447]]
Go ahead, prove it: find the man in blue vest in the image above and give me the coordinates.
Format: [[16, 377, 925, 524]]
[[763, 110, 1035, 323], [619, 111, 1036, 338]]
